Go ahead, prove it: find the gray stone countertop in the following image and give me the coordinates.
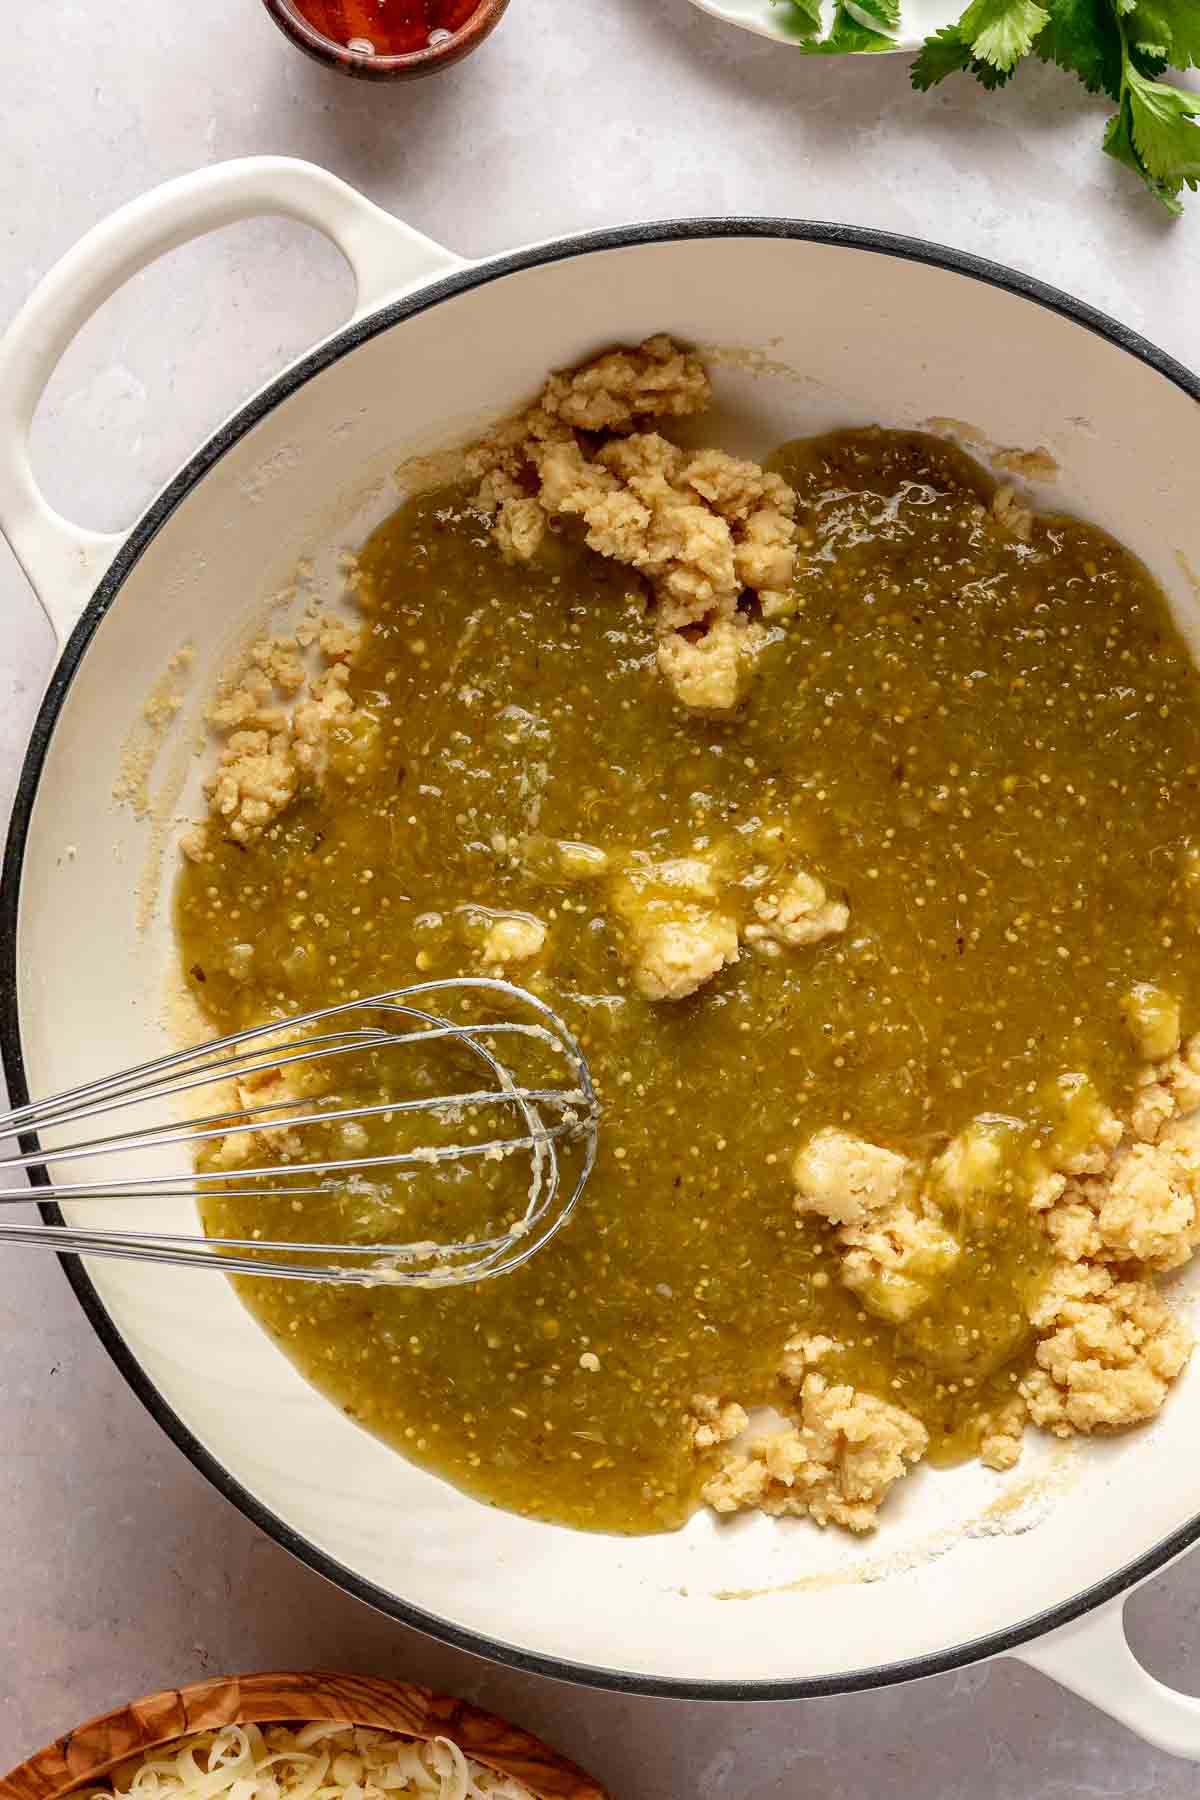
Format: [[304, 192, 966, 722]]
[[2, 2, 1198, 1793]]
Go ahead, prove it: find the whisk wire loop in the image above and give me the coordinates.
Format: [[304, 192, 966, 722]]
[[1, 979, 598, 1286]]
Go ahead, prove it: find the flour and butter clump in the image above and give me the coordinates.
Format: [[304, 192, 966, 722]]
[[606, 840, 848, 1004], [182, 613, 376, 856], [468, 335, 802, 714], [190, 336, 804, 835], [692, 1337, 928, 1534], [692, 1045, 1198, 1530]]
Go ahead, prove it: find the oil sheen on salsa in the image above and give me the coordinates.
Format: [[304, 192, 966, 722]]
[[176, 430, 1200, 1534]]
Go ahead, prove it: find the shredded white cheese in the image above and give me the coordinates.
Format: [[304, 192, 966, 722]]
[[90, 1722, 539, 1800]]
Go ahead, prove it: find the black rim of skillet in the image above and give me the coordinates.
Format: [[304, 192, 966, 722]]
[[3, 217, 1200, 1703]]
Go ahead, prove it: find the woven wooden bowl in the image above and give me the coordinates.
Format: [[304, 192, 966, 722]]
[[0, 1672, 608, 1800]]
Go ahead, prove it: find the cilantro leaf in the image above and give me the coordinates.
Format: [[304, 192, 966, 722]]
[[1102, 94, 1146, 175], [957, 0, 1051, 69], [1130, 22, 1168, 58], [1129, 0, 1200, 66], [1164, 2, 1200, 66], [815, 22, 894, 50], [821, 19, 895, 50], [911, 23, 974, 85], [1103, 93, 1185, 210], [785, 0, 825, 35], [972, 54, 1019, 84], [910, 27, 1018, 86], [850, 0, 902, 27], [1034, 0, 1123, 94], [794, 1, 894, 52], [1126, 63, 1200, 179]]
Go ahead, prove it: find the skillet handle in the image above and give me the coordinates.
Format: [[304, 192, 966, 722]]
[[1012, 1589, 1200, 1759], [0, 155, 464, 646]]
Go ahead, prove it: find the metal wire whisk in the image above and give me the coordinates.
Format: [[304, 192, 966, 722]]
[[0, 979, 598, 1286]]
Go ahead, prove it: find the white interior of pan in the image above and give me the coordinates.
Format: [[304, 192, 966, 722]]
[[12, 234, 1200, 1684]]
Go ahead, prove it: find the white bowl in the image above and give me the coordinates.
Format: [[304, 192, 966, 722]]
[[687, 0, 959, 52]]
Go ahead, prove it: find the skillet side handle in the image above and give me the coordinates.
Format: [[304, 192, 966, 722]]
[[0, 155, 464, 647], [1013, 1592, 1200, 1760]]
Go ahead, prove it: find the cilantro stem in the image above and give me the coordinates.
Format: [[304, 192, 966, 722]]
[[1116, 5, 1131, 127]]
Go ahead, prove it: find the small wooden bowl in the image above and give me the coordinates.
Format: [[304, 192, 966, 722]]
[[0, 1671, 608, 1800], [261, 0, 511, 79]]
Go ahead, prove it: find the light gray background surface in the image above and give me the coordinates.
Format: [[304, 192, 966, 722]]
[[2, 2, 1199, 1793]]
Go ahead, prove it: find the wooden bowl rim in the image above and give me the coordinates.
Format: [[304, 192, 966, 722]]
[[0, 1671, 608, 1800], [261, 0, 511, 78]]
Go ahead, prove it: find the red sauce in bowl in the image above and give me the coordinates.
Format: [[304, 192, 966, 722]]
[[291, 0, 480, 54]]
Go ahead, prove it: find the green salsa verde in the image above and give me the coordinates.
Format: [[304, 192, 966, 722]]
[[177, 427, 1200, 1533]]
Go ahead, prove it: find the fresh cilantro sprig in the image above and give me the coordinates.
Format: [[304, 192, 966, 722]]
[[786, 0, 1200, 210], [914, 0, 1200, 211]]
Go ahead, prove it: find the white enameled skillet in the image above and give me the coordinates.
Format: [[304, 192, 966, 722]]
[[2, 157, 1200, 1750]]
